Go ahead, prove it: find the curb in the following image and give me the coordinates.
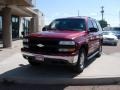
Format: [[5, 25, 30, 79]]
[[0, 76, 120, 85]]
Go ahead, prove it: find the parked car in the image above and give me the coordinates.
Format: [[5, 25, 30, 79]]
[[104, 27, 120, 39], [103, 31, 118, 46], [21, 16, 103, 73], [111, 27, 120, 39]]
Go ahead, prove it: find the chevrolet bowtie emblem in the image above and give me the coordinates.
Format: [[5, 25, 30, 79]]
[[37, 44, 44, 47]]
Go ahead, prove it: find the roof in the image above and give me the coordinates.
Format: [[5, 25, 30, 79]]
[[54, 16, 91, 20]]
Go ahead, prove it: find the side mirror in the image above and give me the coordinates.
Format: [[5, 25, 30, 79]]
[[42, 26, 48, 31], [89, 28, 98, 32]]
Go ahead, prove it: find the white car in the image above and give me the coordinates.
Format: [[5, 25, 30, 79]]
[[103, 31, 118, 46]]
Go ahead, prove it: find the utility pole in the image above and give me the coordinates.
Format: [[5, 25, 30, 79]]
[[119, 10, 120, 27], [101, 6, 104, 20], [78, 10, 79, 16]]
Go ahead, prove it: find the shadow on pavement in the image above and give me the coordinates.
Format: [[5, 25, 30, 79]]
[[0, 83, 76, 90], [85, 56, 98, 68], [0, 64, 78, 81], [0, 56, 98, 86]]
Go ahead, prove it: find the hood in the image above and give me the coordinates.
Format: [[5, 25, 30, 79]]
[[30, 30, 86, 40]]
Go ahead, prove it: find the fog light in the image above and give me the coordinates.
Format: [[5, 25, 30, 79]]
[[59, 41, 75, 45], [58, 48, 75, 52]]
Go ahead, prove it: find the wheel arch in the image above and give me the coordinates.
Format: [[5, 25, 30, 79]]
[[79, 44, 88, 56]]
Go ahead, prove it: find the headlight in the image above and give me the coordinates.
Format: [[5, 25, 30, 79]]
[[59, 41, 75, 45], [23, 38, 28, 42]]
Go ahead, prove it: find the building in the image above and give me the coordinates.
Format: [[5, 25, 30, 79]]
[[0, 0, 44, 48]]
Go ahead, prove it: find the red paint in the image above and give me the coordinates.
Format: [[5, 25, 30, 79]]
[[30, 30, 87, 40]]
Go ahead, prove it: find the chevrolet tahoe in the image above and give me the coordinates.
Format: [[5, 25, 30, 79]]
[[21, 16, 103, 73]]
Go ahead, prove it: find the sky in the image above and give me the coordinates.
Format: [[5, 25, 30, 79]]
[[35, 0, 120, 26]]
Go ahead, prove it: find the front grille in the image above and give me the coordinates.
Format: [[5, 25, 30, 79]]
[[28, 37, 75, 54], [105, 38, 114, 40]]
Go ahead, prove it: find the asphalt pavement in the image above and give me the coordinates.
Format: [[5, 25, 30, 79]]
[[102, 40, 120, 55]]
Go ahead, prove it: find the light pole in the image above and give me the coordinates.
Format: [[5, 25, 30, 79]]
[[78, 10, 79, 16], [119, 10, 120, 27], [101, 6, 104, 21]]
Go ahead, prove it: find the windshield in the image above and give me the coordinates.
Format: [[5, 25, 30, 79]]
[[49, 19, 86, 31], [103, 32, 109, 35], [103, 32, 115, 35]]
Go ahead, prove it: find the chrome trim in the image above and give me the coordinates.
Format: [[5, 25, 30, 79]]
[[22, 52, 78, 64], [87, 51, 99, 60]]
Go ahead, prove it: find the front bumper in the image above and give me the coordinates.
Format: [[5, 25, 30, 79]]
[[22, 51, 78, 65], [103, 39, 118, 44]]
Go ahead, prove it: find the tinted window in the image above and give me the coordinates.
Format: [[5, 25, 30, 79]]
[[49, 19, 86, 31], [11, 16, 19, 38], [23, 18, 30, 37]]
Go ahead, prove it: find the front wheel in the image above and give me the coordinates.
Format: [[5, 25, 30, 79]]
[[113, 42, 117, 46], [73, 48, 87, 73]]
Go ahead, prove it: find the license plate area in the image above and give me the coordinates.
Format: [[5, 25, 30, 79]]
[[35, 55, 44, 61]]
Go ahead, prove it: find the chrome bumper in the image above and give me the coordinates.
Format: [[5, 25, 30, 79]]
[[103, 39, 118, 43], [22, 52, 78, 64]]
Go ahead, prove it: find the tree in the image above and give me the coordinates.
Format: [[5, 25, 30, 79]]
[[99, 20, 108, 28]]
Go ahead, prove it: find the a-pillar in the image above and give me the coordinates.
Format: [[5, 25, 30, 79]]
[[2, 7, 12, 48]]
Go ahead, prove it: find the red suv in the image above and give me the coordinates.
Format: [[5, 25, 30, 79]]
[[21, 16, 103, 73]]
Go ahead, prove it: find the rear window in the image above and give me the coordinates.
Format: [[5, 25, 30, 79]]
[[103, 32, 115, 36], [49, 18, 86, 31]]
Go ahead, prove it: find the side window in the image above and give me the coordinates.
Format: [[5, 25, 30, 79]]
[[92, 20, 98, 29], [88, 19, 94, 29], [96, 21, 102, 31]]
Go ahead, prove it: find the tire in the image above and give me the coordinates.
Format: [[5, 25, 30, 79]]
[[73, 48, 87, 73], [114, 42, 117, 46], [96, 44, 102, 57], [28, 59, 40, 66]]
